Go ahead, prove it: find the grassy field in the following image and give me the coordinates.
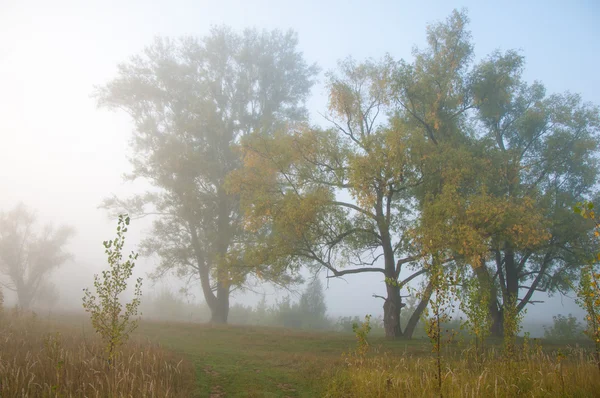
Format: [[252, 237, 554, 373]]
[[3, 311, 600, 397], [137, 321, 356, 397], [134, 319, 600, 397]]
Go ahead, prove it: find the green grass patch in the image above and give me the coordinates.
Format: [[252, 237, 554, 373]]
[[25, 313, 600, 397]]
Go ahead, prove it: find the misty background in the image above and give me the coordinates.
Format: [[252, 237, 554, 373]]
[[1, 0, 598, 331]]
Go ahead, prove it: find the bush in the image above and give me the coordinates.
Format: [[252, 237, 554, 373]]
[[543, 313, 585, 340], [141, 288, 210, 322]]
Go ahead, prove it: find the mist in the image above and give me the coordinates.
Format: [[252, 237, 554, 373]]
[[1, 0, 598, 337]]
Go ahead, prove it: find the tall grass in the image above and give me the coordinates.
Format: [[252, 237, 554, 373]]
[[325, 344, 600, 397], [0, 309, 196, 397]]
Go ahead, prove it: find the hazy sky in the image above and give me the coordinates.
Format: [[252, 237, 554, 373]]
[[1, 0, 598, 322]]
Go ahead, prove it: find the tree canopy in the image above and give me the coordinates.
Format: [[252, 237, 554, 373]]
[[231, 10, 600, 338], [0, 203, 74, 309], [97, 27, 319, 323], [98, 10, 599, 336]]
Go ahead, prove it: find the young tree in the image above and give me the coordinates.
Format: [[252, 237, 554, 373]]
[[0, 203, 74, 309], [460, 272, 492, 358], [96, 27, 319, 323], [573, 201, 600, 371], [298, 278, 328, 329], [82, 214, 142, 362]]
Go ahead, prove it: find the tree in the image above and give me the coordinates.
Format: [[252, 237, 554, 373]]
[[232, 9, 600, 339], [33, 281, 60, 311], [298, 278, 328, 329], [0, 203, 74, 309], [96, 27, 319, 323], [229, 54, 435, 338], [82, 214, 142, 363], [467, 50, 600, 337], [573, 201, 600, 371], [543, 314, 584, 340], [390, 9, 600, 337]]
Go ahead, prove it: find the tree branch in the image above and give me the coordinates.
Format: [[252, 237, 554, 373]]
[[329, 201, 378, 221], [326, 267, 386, 278]]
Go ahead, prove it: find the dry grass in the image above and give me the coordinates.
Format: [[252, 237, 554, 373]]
[[0, 309, 197, 397], [325, 344, 600, 397]]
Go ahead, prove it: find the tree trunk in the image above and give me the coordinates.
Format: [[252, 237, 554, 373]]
[[490, 306, 503, 337], [383, 282, 402, 338], [208, 185, 232, 325], [473, 263, 504, 337], [402, 279, 434, 339], [504, 249, 519, 303], [209, 282, 230, 324], [17, 286, 33, 310]]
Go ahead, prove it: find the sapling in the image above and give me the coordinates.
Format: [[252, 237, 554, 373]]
[[573, 201, 600, 372], [352, 314, 372, 359], [82, 214, 142, 364], [423, 259, 459, 398], [460, 273, 492, 361], [502, 293, 525, 362]]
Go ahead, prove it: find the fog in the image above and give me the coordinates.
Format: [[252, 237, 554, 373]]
[[1, 0, 598, 335]]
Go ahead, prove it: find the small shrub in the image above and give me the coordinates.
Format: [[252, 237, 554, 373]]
[[82, 214, 142, 363], [352, 315, 372, 358]]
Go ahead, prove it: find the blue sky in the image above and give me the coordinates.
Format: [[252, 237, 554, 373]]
[[0, 0, 598, 324]]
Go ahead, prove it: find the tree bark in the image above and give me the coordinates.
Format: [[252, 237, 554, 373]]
[[209, 185, 232, 324], [490, 305, 504, 337], [383, 282, 402, 338], [402, 279, 434, 339], [210, 282, 230, 323]]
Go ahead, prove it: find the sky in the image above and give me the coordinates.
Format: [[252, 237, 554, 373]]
[[0, 0, 599, 324]]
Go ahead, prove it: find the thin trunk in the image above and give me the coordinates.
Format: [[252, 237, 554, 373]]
[[403, 279, 434, 339]]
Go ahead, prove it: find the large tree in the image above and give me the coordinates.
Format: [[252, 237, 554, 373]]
[[390, 10, 600, 336], [232, 9, 600, 338], [0, 203, 74, 309], [230, 55, 436, 339], [468, 50, 600, 336], [97, 27, 318, 323]]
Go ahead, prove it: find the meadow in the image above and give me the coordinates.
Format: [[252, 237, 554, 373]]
[[1, 309, 599, 397]]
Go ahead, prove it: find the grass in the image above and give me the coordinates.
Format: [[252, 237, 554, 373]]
[[325, 345, 600, 397], [2, 310, 600, 397], [136, 321, 356, 397], [0, 309, 196, 397]]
